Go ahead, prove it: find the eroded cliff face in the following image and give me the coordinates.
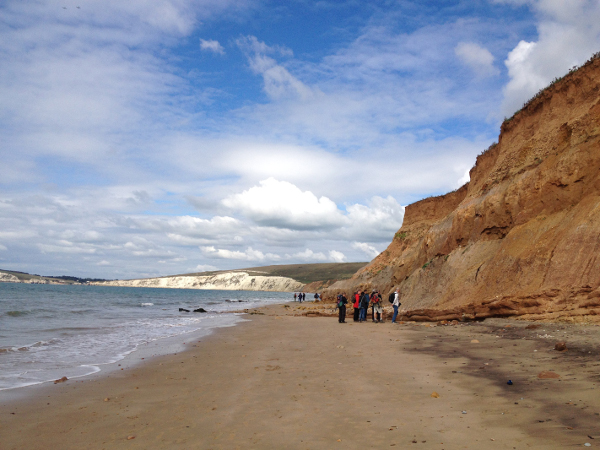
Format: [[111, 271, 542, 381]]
[[92, 272, 304, 292], [326, 54, 600, 322], [0, 272, 20, 283]]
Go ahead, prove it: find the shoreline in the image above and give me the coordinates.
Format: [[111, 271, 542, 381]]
[[0, 312, 249, 403], [0, 284, 293, 395], [2, 305, 599, 448]]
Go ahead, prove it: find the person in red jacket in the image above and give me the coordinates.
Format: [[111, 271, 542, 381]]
[[352, 291, 360, 322]]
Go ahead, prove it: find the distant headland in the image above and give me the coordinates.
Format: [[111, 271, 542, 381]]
[[0, 262, 368, 292]]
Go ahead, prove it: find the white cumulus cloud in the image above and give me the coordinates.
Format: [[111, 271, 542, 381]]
[[222, 178, 345, 230], [455, 42, 499, 77], [201, 246, 280, 261], [344, 196, 405, 241], [352, 242, 381, 259], [328, 250, 346, 263], [191, 264, 219, 272], [294, 249, 327, 261], [500, 0, 600, 117], [200, 39, 225, 55]]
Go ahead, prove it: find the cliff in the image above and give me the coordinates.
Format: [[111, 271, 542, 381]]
[[325, 52, 600, 322], [0, 272, 20, 283], [0, 270, 66, 284], [91, 272, 304, 292]]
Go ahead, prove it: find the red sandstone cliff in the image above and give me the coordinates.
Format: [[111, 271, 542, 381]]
[[326, 52, 600, 322]]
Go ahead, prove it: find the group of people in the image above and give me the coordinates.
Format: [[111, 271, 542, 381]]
[[294, 292, 321, 302], [335, 289, 402, 324]]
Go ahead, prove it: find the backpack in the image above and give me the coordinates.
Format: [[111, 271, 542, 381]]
[[388, 292, 395, 303]]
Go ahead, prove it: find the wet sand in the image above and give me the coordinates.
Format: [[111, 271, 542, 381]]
[[1, 304, 599, 449]]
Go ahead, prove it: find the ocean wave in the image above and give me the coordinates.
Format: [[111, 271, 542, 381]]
[[0, 338, 63, 354], [69, 309, 99, 315], [5, 310, 30, 317], [43, 327, 98, 333], [0, 285, 289, 390]]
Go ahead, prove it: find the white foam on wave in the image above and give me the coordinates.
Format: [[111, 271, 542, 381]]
[[0, 313, 243, 391], [0, 286, 289, 392]]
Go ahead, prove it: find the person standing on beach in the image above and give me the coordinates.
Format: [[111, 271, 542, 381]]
[[370, 290, 376, 322], [294, 293, 297, 301], [359, 291, 369, 322], [337, 293, 348, 323], [391, 289, 401, 323], [372, 291, 383, 322], [353, 291, 360, 322]]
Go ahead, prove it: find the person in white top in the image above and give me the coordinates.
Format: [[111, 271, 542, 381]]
[[392, 289, 401, 323]]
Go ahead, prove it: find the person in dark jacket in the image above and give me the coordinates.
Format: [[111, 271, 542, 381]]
[[337, 293, 348, 323], [359, 291, 369, 322]]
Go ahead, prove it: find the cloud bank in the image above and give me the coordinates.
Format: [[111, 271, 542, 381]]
[[500, 0, 600, 116]]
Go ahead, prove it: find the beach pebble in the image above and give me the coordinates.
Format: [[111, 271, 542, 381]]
[[555, 341, 567, 351], [431, 392, 440, 398], [54, 376, 68, 384], [127, 435, 136, 440], [584, 444, 591, 447], [470, 339, 480, 343], [462, 411, 467, 414], [104, 398, 110, 402]]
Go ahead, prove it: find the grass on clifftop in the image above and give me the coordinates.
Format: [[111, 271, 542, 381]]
[[0, 269, 110, 284], [183, 262, 368, 285], [2, 263, 369, 285]]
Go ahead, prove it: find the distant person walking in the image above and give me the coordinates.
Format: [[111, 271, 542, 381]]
[[353, 291, 360, 322], [391, 289, 401, 323], [314, 293, 320, 302], [294, 293, 297, 301], [337, 293, 348, 323]]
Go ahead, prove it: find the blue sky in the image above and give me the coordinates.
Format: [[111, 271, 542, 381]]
[[1, 0, 600, 279]]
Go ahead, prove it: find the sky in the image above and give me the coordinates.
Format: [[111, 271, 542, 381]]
[[1, 0, 600, 279]]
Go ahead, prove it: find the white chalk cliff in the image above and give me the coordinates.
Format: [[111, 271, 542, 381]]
[[92, 271, 304, 292], [0, 272, 20, 283]]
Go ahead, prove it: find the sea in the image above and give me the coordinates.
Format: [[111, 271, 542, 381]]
[[0, 283, 292, 392]]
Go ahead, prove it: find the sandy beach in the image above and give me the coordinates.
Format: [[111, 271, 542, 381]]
[[1, 304, 599, 449]]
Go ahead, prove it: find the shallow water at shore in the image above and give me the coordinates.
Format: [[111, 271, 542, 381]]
[[0, 283, 291, 391]]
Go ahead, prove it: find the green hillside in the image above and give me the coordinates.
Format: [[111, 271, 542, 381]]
[[182, 262, 368, 285]]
